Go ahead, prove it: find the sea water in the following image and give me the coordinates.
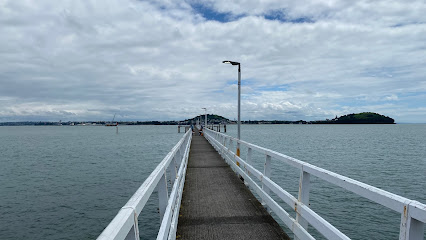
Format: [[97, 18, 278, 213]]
[[0, 125, 181, 240], [225, 124, 426, 239], [0, 124, 425, 239]]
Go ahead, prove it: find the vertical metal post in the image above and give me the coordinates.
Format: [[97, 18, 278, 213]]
[[179, 143, 185, 164], [400, 203, 425, 240], [175, 149, 182, 166], [228, 138, 234, 167], [244, 147, 253, 187], [221, 135, 226, 157], [296, 169, 311, 237], [217, 135, 225, 157], [246, 147, 252, 176], [158, 170, 169, 223], [262, 155, 271, 208], [262, 155, 271, 194], [237, 64, 241, 157], [169, 156, 177, 186]]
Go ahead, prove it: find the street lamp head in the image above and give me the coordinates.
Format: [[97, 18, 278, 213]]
[[222, 60, 240, 66]]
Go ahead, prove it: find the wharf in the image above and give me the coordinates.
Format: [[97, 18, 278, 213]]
[[177, 131, 290, 240]]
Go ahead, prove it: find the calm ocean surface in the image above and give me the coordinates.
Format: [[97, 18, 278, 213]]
[[0, 124, 425, 239]]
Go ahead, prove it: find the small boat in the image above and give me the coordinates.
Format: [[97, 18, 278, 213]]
[[105, 114, 118, 126]]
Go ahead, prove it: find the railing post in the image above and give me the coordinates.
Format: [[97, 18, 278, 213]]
[[158, 169, 169, 223], [228, 138, 234, 166], [216, 133, 221, 156], [169, 155, 177, 186], [296, 168, 310, 237], [246, 147, 252, 176], [244, 147, 252, 187], [399, 202, 425, 240], [176, 149, 182, 166], [124, 219, 139, 240], [262, 155, 272, 208], [220, 135, 226, 157], [236, 142, 241, 166]]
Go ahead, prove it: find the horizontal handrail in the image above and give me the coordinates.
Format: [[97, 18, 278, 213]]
[[203, 128, 425, 240], [97, 130, 192, 240], [157, 135, 191, 240]]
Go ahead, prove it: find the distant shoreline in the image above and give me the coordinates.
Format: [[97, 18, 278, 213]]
[[0, 121, 397, 126], [0, 112, 397, 126]]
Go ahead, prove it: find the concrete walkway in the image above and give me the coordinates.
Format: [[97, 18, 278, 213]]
[[177, 131, 290, 240]]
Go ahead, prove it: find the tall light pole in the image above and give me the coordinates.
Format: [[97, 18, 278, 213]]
[[202, 108, 207, 127], [222, 60, 241, 157]]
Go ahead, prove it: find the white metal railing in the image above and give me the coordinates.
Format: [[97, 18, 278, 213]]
[[203, 128, 426, 240], [97, 130, 192, 240]]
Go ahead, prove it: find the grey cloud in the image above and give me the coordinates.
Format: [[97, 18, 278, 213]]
[[0, 0, 425, 122]]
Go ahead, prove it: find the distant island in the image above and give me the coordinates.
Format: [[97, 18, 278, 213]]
[[310, 112, 395, 124], [0, 112, 395, 126]]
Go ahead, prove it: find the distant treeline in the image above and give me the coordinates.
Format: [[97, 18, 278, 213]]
[[0, 121, 184, 126], [242, 120, 307, 124], [0, 112, 395, 126]]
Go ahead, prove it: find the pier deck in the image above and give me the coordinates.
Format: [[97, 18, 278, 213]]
[[177, 131, 290, 240]]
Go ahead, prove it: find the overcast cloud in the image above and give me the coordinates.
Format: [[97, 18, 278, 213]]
[[1, 0, 425, 122]]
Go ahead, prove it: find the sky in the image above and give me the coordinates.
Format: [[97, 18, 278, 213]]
[[1, 0, 425, 123]]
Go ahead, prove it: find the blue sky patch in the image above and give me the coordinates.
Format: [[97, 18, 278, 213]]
[[224, 78, 256, 86], [189, 3, 314, 23], [264, 10, 314, 23], [190, 3, 242, 22]]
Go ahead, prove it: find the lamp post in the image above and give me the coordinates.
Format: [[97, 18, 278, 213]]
[[222, 60, 241, 157], [202, 108, 207, 128]]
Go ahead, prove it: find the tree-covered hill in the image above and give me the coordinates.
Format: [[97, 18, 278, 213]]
[[312, 112, 395, 124], [336, 112, 394, 124], [183, 114, 230, 124]]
